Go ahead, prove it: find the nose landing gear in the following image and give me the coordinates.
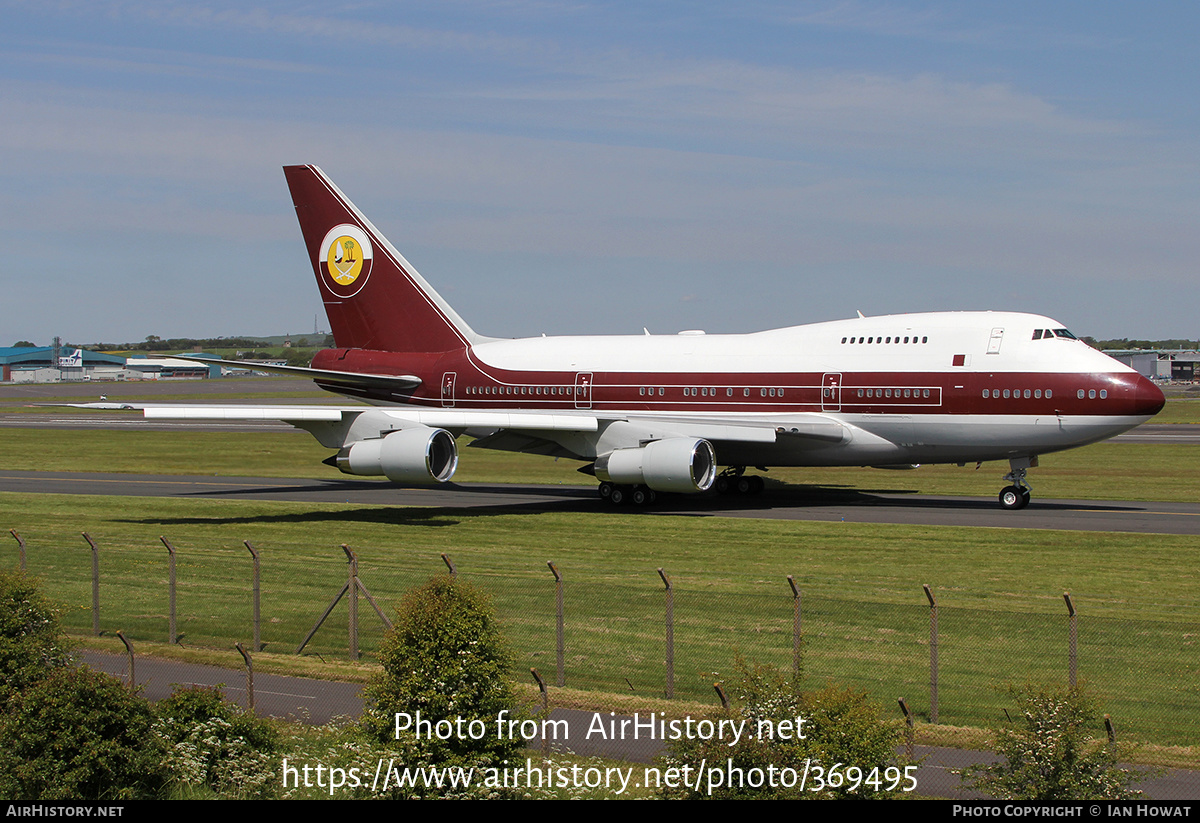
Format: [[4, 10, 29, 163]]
[[998, 457, 1035, 510]]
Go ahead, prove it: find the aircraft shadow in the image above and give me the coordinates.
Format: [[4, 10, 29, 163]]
[[129, 477, 1152, 527]]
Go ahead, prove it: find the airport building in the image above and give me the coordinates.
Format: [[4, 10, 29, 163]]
[[1105, 350, 1200, 382], [0, 347, 220, 383]]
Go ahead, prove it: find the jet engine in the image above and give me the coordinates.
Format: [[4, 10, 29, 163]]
[[594, 437, 716, 493], [328, 427, 458, 484]]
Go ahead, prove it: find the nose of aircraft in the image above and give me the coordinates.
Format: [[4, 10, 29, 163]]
[[1135, 374, 1166, 417]]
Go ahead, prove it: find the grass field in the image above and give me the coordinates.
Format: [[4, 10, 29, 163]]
[[4, 490, 1198, 747]]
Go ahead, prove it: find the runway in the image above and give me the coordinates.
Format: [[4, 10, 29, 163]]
[[4, 469, 1199, 535]]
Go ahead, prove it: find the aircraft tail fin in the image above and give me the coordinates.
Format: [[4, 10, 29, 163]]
[[283, 165, 482, 352]]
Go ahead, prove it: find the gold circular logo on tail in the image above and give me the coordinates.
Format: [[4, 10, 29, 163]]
[[319, 224, 373, 297], [328, 236, 364, 284]]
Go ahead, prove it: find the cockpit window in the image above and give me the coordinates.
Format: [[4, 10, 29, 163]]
[[1032, 329, 1044, 340], [1053, 328, 1077, 340]]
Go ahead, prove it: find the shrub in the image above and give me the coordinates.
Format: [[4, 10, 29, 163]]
[[0, 570, 72, 705], [661, 660, 906, 799], [963, 685, 1147, 800], [0, 666, 166, 800], [155, 685, 279, 799], [361, 576, 527, 797]]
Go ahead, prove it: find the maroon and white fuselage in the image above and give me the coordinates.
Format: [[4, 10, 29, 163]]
[[144, 166, 1164, 509]]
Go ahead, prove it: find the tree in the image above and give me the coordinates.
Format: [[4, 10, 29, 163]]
[[0, 570, 72, 706], [362, 576, 525, 768], [661, 659, 905, 799], [0, 666, 166, 799], [963, 685, 1147, 800], [12, 340, 36, 348]]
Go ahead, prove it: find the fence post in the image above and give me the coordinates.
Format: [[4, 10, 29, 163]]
[[82, 533, 99, 635], [236, 642, 255, 711], [116, 630, 134, 692], [9, 529, 26, 571], [244, 541, 261, 651], [441, 553, 457, 577], [161, 537, 177, 644], [344, 545, 359, 660], [1064, 592, 1077, 688], [548, 562, 564, 687], [898, 698, 915, 760], [531, 669, 549, 757], [787, 575, 802, 679], [924, 584, 938, 724], [658, 568, 673, 700]]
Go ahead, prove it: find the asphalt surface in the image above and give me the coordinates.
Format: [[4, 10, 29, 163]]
[[4, 469, 1200, 535]]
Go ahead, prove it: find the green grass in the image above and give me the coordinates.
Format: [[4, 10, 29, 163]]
[[4, 492, 1198, 746], [1152, 397, 1200, 424]]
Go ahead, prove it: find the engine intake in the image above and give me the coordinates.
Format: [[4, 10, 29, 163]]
[[594, 437, 716, 493], [330, 427, 458, 484]]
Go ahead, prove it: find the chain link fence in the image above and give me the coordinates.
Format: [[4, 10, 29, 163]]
[[7, 529, 1199, 749]]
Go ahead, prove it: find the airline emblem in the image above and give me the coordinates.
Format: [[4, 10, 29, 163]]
[[319, 224, 373, 297]]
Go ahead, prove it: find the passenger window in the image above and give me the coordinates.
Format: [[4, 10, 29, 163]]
[[1077, 389, 1085, 399], [1034, 389, 1041, 398], [1046, 390, 1052, 399], [1088, 389, 1096, 399], [1003, 390, 1010, 399], [1100, 389, 1107, 399], [983, 389, 990, 398], [1024, 389, 1031, 399]]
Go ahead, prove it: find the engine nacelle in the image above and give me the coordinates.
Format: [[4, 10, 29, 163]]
[[594, 437, 716, 493], [331, 427, 458, 484]]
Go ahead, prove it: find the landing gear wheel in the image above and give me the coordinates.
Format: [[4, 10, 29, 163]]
[[609, 485, 628, 505], [631, 487, 657, 506], [736, 477, 752, 494], [714, 476, 733, 495], [999, 486, 1030, 510], [598, 481, 614, 501], [747, 475, 765, 495]]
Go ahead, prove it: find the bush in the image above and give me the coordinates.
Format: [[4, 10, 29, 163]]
[[0, 570, 72, 705], [661, 660, 906, 799], [155, 685, 279, 799], [0, 666, 166, 800], [963, 685, 1147, 800], [361, 576, 527, 797]]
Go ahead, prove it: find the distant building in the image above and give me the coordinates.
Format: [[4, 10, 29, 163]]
[[1105, 349, 1200, 381]]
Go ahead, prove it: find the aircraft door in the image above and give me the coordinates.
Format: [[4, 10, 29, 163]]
[[441, 372, 456, 407], [987, 328, 1004, 355], [821, 373, 841, 412], [575, 372, 593, 409]]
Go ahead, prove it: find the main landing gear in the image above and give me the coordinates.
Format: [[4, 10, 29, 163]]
[[713, 466, 764, 496], [597, 467, 766, 506], [998, 456, 1036, 510], [597, 481, 658, 507]]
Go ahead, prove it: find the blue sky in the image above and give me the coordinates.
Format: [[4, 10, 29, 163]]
[[3, 1, 1197, 344]]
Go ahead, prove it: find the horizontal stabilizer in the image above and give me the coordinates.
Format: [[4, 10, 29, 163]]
[[173, 354, 422, 390]]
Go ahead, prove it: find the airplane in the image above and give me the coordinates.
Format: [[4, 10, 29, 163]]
[[111, 165, 1165, 510]]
